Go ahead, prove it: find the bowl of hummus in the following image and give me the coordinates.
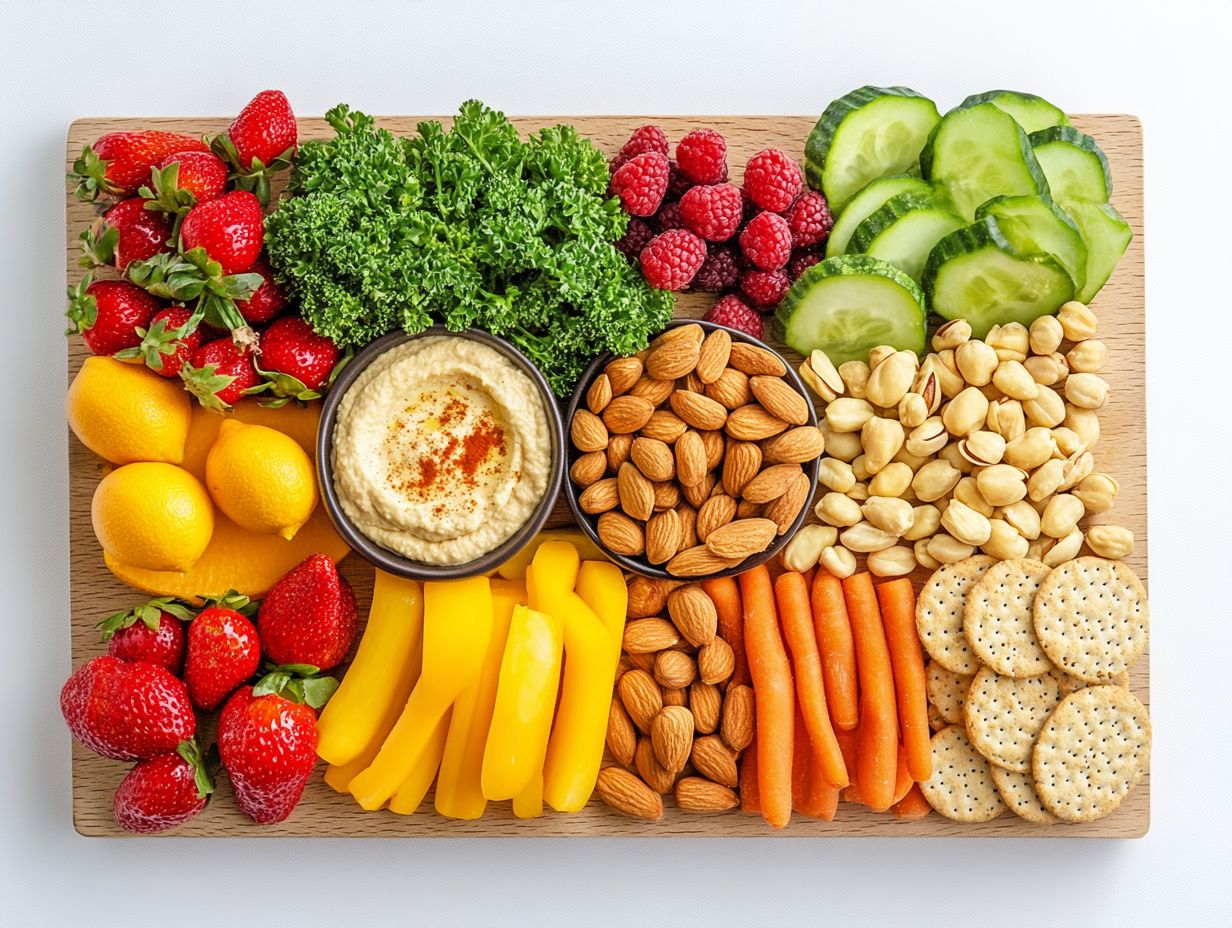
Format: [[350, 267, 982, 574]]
[[317, 328, 564, 579]]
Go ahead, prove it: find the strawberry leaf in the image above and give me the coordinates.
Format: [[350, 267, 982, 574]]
[[95, 596, 195, 640], [64, 274, 97, 336], [67, 144, 120, 202], [177, 739, 215, 799], [302, 675, 340, 710], [78, 222, 118, 269]]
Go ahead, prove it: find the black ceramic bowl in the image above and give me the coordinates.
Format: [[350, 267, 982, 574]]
[[316, 328, 566, 580], [564, 319, 820, 580]]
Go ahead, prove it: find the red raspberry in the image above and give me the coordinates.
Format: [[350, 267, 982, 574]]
[[617, 125, 669, 164], [640, 229, 707, 291], [666, 160, 693, 200], [655, 200, 685, 232], [704, 294, 763, 340], [743, 148, 803, 212], [740, 211, 793, 271], [679, 183, 743, 242], [740, 267, 790, 307], [789, 249, 823, 280], [610, 152, 669, 217], [676, 129, 727, 184], [616, 217, 655, 260], [692, 246, 742, 292], [785, 190, 835, 249]]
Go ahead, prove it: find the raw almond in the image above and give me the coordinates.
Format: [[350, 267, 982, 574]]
[[641, 410, 688, 443], [722, 441, 762, 496], [627, 651, 656, 673], [622, 617, 681, 653], [661, 686, 688, 707], [762, 470, 810, 534], [606, 697, 637, 767], [696, 329, 732, 383], [749, 375, 809, 426], [627, 576, 671, 617], [653, 322, 703, 349], [597, 511, 644, 556], [720, 684, 755, 752], [596, 766, 663, 820], [690, 735, 739, 787], [628, 375, 676, 406], [690, 681, 723, 734], [634, 736, 678, 794], [670, 390, 727, 431], [735, 499, 763, 519], [761, 426, 825, 464], [674, 430, 708, 488], [680, 370, 706, 394], [586, 373, 613, 414], [618, 669, 662, 733], [606, 433, 632, 473], [741, 463, 802, 503], [646, 339, 701, 380], [726, 404, 789, 441], [674, 776, 738, 812], [681, 472, 716, 509], [653, 480, 681, 511], [579, 477, 619, 514], [654, 649, 697, 689], [698, 637, 735, 684], [629, 436, 674, 482], [602, 395, 655, 434], [570, 409, 608, 452], [696, 493, 737, 542], [705, 367, 751, 409], [728, 342, 787, 377], [704, 517, 777, 559], [699, 428, 725, 470], [667, 584, 718, 646], [570, 450, 607, 487], [650, 705, 694, 773], [617, 462, 654, 521], [666, 544, 742, 577], [676, 503, 699, 549], [645, 509, 682, 565], [604, 356, 643, 396]]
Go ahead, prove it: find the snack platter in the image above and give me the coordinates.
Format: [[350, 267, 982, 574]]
[[66, 111, 1147, 837]]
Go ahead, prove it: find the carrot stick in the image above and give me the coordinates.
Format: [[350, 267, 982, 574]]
[[791, 705, 809, 812], [740, 564, 793, 829], [702, 577, 749, 687], [843, 572, 897, 812], [835, 724, 859, 798], [891, 783, 933, 820], [739, 748, 760, 814], [810, 572, 859, 731], [892, 744, 913, 804], [793, 707, 839, 821], [775, 571, 848, 789], [876, 577, 931, 782]]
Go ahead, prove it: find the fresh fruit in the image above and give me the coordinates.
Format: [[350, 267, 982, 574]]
[[68, 130, 209, 201], [784, 189, 834, 249], [79, 197, 172, 271], [98, 597, 194, 673], [609, 152, 670, 217], [113, 741, 212, 834], [1029, 126, 1111, 203], [254, 316, 341, 399], [180, 338, 261, 410], [825, 175, 932, 258], [118, 306, 204, 379], [184, 605, 261, 710], [679, 183, 743, 242], [66, 356, 192, 464], [65, 275, 159, 356], [692, 246, 741, 292], [654, 200, 684, 231], [611, 124, 669, 171], [141, 150, 229, 214], [59, 655, 195, 760], [739, 211, 793, 271], [257, 554, 357, 671], [739, 267, 790, 307], [215, 90, 298, 175], [616, 217, 654, 259], [91, 462, 215, 571], [958, 89, 1070, 135], [846, 191, 966, 282], [205, 420, 317, 539], [743, 148, 803, 212], [640, 229, 707, 290], [675, 129, 727, 184], [218, 684, 319, 824], [180, 190, 264, 276], [233, 258, 286, 324], [788, 250, 823, 280]]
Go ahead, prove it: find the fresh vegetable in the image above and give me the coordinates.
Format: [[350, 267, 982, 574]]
[[957, 90, 1070, 134], [825, 175, 932, 258], [702, 576, 750, 686], [1029, 126, 1111, 203], [264, 101, 673, 396], [387, 713, 451, 815], [809, 571, 858, 731], [740, 565, 793, 828], [891, 782, 933, 820], [1058, 197, 1132, 302], [739, 746, 760, 814], [974, 194, 1088, 296], [876, 578, 930, 782], [846, 191, 965, 282], [842, 572, 897, 812]]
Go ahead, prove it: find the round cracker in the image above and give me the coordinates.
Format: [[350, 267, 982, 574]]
[[964, 667, 1063, 772], [1057, 668, 1129, 697], [990, 765, 1059, 825], [928, 701, 948, 732], [1033, 685, 1151, 823], [1032, 557, 1149, 683], [916, 556, 996, 674], [926, 662, 973, 725], [918, 725, 1006, 823], [963, 558, 1053, 678]]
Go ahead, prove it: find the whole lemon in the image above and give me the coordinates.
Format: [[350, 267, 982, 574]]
[[205, 419, 317, 540], [92, 462, 215, 571], [67, 357, 192, 465]]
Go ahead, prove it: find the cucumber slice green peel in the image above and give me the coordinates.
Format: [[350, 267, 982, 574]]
[[849, 191, 966, 283], [1030, 126, 1112, 203], [958, 90, 1070, 134], [975, 194, 1088, 300], [1058, 197, 1132, 303], [825, 175, 932, 258]]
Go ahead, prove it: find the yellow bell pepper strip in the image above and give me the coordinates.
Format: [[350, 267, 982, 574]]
[[349, 577, 493, 811], [533, 546, 626, 812], [480, 600, 564, 801], [387, 710, 452, 815], [576, 559, 629, 643], [317, 571, 424, 767], [513, 771, 544, 818], [434, 579, 526, 819], [497, 530, 609, 580]]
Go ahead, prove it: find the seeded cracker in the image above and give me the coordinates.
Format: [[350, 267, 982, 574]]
[[915, 556, 996, 675], [1033, 685, 1152, 823], [963, 558, 1053, 678], [990, 765, 1060, 825], [919, 725, 1006, 822], [963, 667, 1063, 773], [925, 663, 973, 725]]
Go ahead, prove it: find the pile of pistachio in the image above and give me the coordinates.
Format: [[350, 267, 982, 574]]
[[785, 301, 1133, 578]]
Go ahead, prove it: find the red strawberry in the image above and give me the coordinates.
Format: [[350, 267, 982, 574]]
[[225, 90, 298, 171], [60, 656, 195, 761], [180, 338, 261, 410], [65, 275, 159, 357], [142, 150, 229, 214], [218, 685, 318, 824], [258, 555, 357, 671], [180, 190, 264, 276], [69, 130, 209, 202], [183, 606, 261, 710], [113, 741, 212, 834], [80, 197, 172, 271], [118, 306, 204, 378], [258, 317, 341, 395], [234, 258, 287, 324], [98, 597, 194, 674]]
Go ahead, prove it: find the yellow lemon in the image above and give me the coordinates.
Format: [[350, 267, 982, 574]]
[[205, 419, 317, 540], [67, 357, 192, 465], [92, 462, 215, 571]]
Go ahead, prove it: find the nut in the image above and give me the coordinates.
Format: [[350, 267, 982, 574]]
[[975, 464, 1028, 507], [570, 451, 607, 487], [1024, 355, 1066, 387], [728, 342, 787, 377], [618, 669, 663, 733], [932, 350, 965, 398], [641, 409, 688, 443], [695, 493, 737, 542], [698, 637, 736, 684], [645, 509, 683, 565], [867, 545, 916, 577], [820, 422, 863, 462], [634, 737, 677, 795], [869, 461, 914, 498], [955, 340, 999, 386], [800, 349, 844, 402], [1023, 387, 1066, 427], [596, 766, 663, 820], [742, 463, 803, 504], [1029, 315, 1064, 356], [704, 518, 778, 559], [868, 345, 896, 369], [898, 392, 929, 429], [690, 682, 722, 734], [763, 471, 810, 534], [667, 584, 718, 647], [662, 687, 688, 708], [926, 533, 976, 564], [627, 576, 671, 618], [676, 503, 699, 548], [1064, 405, 1101, 452], [902, 503, 943, 541], [839, 520, 900, 553], [1066, 339, 1107, 374], [941, 499, 993, 546], [954, 476, 993, 517], [825, 397, 875, 433], [654, 649, 697, 689], [654, 480, 682, 511], [1005, 427, 1056, 471], [606, 697, 637, 767], [912, 459, 961, 503], [630, 436, 675, 482], [912, 361, 943, 413], [587, 373, 613, 414], [1027, 458, 1066, 502], [1051, 427, 1082, 457], [981, 518, 1028, 560], [670, 390, 729, 431], [674, 430, 709, 488], [1086, 524, 1134, 559], [816, 491, 863, 527], [866, 350, 918, 408], [906, 416, 949, 457], [1059, 450, 1094, 492], [696, 329, 732, 383], [720, 685, 755, 752], [939, 441, 974, 476], [782, 524, 837, 571], [646, 338, 701, 380], [674, 777, 739, 812], [993, 360, 1039, 401], [623, 618, 681, 653], [986, 399, 1026, 442], [959, 430, 1007, 466], [603, 395, 656, 433], [846, 482, 870, 502], [932, 319, 972, 351], [725, 404, 789, 441], [1064, 372, 1109, 410], [862, 496, 914, 536], [750, 376, 809, 426], [580, 478, 620, 514], [1001, 499, 1042, 540], [861, 416, 906, 474], [838, 360, 871, 398], [607, 433, 633, 472], [650, 705, 694, 774], [914, 538, 941, 570], [618, 462, 655, 521], [1043, 526, 1084, 567], [721, 441, 762, 497], [1057, 301, 1098, 341], [987, 322, 1030, 362], [1041, 493, 1085, 538], [604, 357, 643, 396], [1074, 472, 1119, 513], [761, 426, 825, 465], [942, 387, 990, 437], [819, 545, 856, 578], [690, 735, 739, 787], [571, 409, 609, 452], [706, 368, 751, 409]]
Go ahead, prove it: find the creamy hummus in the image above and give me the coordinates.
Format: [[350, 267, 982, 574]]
[[332, 336, 551, 565]]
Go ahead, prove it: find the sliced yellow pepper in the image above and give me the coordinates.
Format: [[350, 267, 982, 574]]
[[512, 771, 544, 818], [349, 577, 493, 811], [317, 570, 424, 767], [387, 710, 452, 815], [480, 597, 563, 801], [497, 530, 609, 580], [576, 559, 630, 643], [434, 579, 526, 819]]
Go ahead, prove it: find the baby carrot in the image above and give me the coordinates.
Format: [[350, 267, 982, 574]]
[[775, 571, 848, 789], [876, 577, 931, 782], [835, 723, 860, 798], [739, 748, 760, 814], [793, 706, 839, 821], [892, 744, 913, 805], [810, 572, 859, 731], [843, 572, 897, 813], [740, 564, 793, 829], [702, 577, 749, 686], [892, 782, 933, 820]]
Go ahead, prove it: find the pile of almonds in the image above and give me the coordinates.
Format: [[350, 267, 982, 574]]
[[570, 322, 822, 576], [596, 577, 754, 820]]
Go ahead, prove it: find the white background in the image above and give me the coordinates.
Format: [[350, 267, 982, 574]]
[[2, 1, 1230, 925]]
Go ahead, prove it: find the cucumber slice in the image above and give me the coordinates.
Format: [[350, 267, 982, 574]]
[[773, 254, 927, 366], [920, 103, 1049, 221], [1058, 198, 1132, 302], [976, 194, 1087, 295], [923, 217, 1075, 338], [848, 192, 966, 282], [825, 175, 932, 258], [805, 86, 941, 215], [958, 90, 1070, 134], [1030, 126, 1112, 202]]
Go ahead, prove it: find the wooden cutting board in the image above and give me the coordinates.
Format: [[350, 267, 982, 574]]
[[66, 114, 1147, 837]]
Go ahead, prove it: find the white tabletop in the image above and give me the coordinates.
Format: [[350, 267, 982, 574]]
[[2, 0, 1229, 925]]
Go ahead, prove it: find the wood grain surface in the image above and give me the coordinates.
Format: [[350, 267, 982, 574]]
[[65, 114, 1146, 837]]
